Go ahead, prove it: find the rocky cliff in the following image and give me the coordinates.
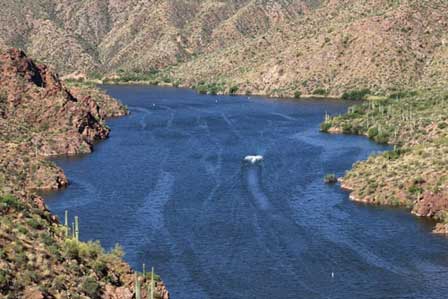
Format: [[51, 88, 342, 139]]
[[1, 0, 447, 96], [0, 48, 169, 299]]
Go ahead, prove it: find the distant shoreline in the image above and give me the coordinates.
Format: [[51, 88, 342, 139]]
[[65, 78, 344, 101]]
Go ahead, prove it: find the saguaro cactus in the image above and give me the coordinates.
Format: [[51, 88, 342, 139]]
[[74, 216, 79, 241], [135, 273, 141, 299], [64, 210, 69, 238], [150, 267, 155, 299]]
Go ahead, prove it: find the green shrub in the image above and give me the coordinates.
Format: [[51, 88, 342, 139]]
[[341, 89, 371, 101], [229, 86, 239, 95], [367, 127, 378, 139], [209, 86, 218, 95], [63, 239, 80, 260], [320, 122, 332, 132], [23, 270, 39, 284], [40, 232, 55, 246], [17, 225, 28, 235], [383, 148, 405, 160], [294, 91, 302, 99], [161, 77, 172, 83], [88, 72, 103, 80], [0, 269, 11, 290], [341, 123, 353, 134], [79, 241, 104, 260], [16, 251, 28, 267], [80, 277, 101, 299], [27, 218, 43, 229], [194, 82, 224, 95], [438, 122, 448, 129], [195, 85, 208, 94], [110, 244, 124, 258], [48, 245, 62, 261], [408, 185, 423, 195], [374, 131, 390, 144], [93, 259, 108, 278], [312, 88, 329, 96], [0, 195, 25, 212], [347, 104, 365, 115]]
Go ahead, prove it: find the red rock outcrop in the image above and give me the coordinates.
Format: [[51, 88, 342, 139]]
[[0, 48, 111, 155], [0, 49, 169, 298]]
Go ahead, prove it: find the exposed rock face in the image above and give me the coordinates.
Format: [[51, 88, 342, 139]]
[[1, 0, 447, 95], [0, 48, 121, 193], [1, 48, 110, 154], [413, 193, 448, 218], [0, 49, 169, 298]]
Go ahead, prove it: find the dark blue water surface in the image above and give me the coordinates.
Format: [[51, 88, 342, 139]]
[[46, 86, 448, 299]]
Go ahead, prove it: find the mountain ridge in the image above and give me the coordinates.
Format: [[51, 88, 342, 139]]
[[2, 0, 447, 96]]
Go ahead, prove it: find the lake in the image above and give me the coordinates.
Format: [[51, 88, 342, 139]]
[[46, 85, 448, 299]]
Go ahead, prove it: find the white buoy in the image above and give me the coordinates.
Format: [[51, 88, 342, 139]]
[[331, 272, 335, 278], [244, 155, 263, 164]]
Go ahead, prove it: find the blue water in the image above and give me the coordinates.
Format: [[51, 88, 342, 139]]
[[46, 86, 448, 299]]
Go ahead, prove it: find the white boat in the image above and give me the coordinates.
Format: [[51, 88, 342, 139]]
[[244, 155, 263, 164]]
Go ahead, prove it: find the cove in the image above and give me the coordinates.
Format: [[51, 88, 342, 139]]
[[45, 85, 448, 299]]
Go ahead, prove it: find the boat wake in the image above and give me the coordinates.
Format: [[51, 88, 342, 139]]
[[243, 157, 270, 210]]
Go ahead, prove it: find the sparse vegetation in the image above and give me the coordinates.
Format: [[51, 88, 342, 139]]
[[3, 1, 447, 97], [193, 82, 226, 95], [81, 277, 101, 299], [322, 88, 448, 232], [341, 89, 371, 101], [0, 50, 165, 298], [104, 70, 163, 85], [312, 88, 329, 96]]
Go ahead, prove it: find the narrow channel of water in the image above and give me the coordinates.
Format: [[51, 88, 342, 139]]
[[45, 86, 448, 299]]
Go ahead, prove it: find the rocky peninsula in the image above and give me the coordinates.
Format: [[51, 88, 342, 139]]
[[321, 89, 448, 234]]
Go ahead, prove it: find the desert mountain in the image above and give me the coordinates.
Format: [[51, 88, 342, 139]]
[[1, 0, 447, 96]]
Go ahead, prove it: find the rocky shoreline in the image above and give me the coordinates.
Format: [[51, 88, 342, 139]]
[[0, 48, 169, 298], [322, 90, 448, 234], [340, 176, 448, 234]]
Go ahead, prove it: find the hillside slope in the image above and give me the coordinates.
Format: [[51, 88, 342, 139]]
[[1, 0, 447, 96], [321, 89, 448, 233], [0, 48, 169, 299]]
